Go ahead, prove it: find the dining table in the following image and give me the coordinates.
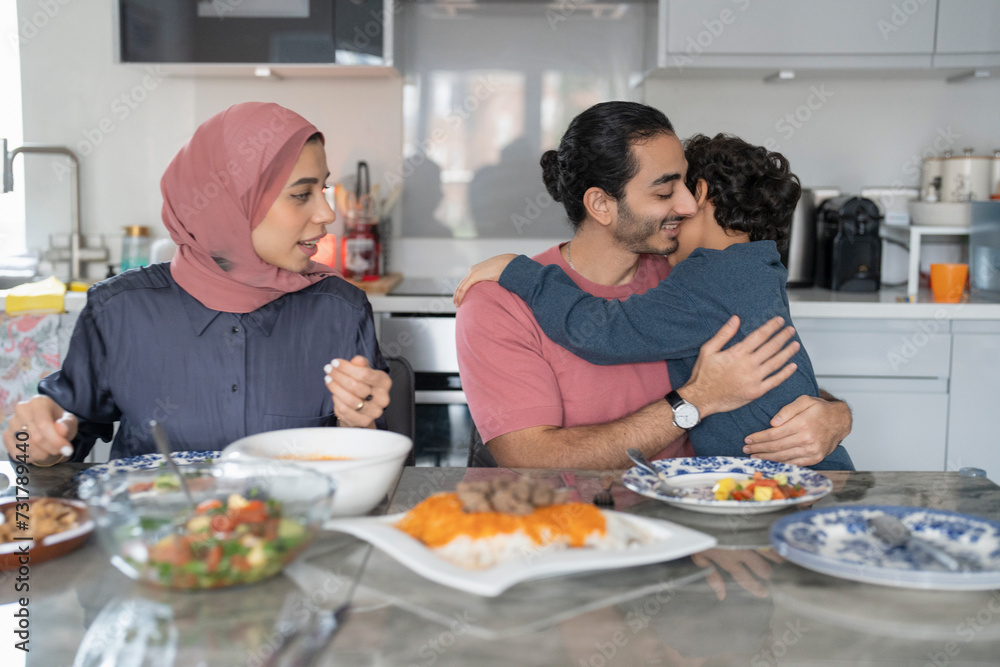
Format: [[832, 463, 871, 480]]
[[2, 461, 1000, 666]]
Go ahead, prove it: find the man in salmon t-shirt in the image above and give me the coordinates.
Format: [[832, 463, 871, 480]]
[[456, 101, 852, 469]]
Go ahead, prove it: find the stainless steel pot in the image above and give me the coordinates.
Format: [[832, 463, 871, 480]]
[[782, 188, 840, 287], [782, 188, 817, 287]]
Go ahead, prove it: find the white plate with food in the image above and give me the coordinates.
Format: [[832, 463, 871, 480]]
[[74, 451, 221, 482], [324, 481, 717, 597], [621, 457, 833, 515], [770, 505, 1000, 591]]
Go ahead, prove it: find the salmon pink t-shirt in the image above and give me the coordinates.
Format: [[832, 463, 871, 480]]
[[456, 244, 692, 460]]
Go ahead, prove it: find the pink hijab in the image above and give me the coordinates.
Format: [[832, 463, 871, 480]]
[[162, 102, 337, 313]]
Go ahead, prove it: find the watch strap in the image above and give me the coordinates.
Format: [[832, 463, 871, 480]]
[[665, 390, 685, 409]]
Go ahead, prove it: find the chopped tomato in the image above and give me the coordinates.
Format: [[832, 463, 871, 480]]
[[206, 544, 222, 573], [149, 537, 192, 566], [210, 514, 235, 533], [196, 499, 223, 514], [230, 500, 268, 524], [128, 482, 154, 493]]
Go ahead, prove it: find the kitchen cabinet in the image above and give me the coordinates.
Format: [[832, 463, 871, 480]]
[[947, 321, 1000, 482], [933, 0, 1000, 68], [656, 0, 936, 72], [796, 318, 951, 472], [814, 377, 949, 472], [116, 0, 401, 77]]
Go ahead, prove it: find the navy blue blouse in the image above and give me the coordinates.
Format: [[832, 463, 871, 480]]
[[40, 263, 387, 460]]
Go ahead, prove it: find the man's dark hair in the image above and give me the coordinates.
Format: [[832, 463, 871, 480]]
[[683, 133, 801, 248], [541, 101, 675, 227]]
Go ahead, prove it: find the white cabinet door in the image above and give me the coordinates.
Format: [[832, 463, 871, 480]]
[[661, 0, 936, 69], [935, 0, 1000, 67], [818, 378, 949, 471], [796, 318, 950, 471], [948, 323, 1000, 482]]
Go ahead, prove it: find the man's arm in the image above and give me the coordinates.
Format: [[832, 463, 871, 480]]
[[742, 390, 853, 467], [488, 315, 801, 469]]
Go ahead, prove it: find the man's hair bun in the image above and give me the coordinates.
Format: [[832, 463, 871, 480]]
[[540, 150, 563, 203]]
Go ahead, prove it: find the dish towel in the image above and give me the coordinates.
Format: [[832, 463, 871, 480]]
[[0, 312, 62, 434]]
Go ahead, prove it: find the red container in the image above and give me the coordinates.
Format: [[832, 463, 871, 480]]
[[342, 220, 381, 280]]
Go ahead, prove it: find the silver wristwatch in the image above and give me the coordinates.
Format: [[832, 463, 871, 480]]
[[666, 390, 700, 430]]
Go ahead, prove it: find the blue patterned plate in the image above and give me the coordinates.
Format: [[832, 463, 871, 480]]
[[770, 505, 1000, 590], [74, 451, 221, 482], [621, 456, 832, 515]]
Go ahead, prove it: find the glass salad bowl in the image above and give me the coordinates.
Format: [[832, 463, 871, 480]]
[[78, 459, 335, 590]]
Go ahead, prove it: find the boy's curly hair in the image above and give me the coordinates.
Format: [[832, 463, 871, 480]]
[[683, 133, 801, 249]]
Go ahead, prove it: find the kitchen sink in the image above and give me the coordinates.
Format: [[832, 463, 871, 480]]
[[0, 274, 38, 290]]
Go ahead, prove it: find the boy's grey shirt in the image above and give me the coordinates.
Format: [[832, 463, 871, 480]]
[[498, 240, 853, 470]]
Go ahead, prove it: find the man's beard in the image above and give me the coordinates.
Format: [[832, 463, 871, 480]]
[[613, 197, 680, 256]]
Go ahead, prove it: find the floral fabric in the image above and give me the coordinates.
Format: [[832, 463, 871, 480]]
[[0, 313, 62, 434]]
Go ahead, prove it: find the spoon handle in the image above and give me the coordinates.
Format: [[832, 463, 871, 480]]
[[625, 448, 688, 498], [149, 420, 197, 510], [907, 535, 962, 571]]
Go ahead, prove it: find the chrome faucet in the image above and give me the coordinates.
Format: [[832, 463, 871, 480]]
[[2, 138, 108, 283]]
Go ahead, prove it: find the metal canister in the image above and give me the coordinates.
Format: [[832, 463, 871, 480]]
[[941, 148, 993, 202]]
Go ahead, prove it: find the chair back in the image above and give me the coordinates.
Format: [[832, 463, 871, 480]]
[[466, 422, 498, 467], [384, 355, 416, 466]]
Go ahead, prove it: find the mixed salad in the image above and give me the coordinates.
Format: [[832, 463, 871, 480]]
[[712, 471, 808, 502], [127, 492, 311, 589]]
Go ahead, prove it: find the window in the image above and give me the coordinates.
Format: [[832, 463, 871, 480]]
[[0, 2, 25, 254], [397, 2, 645, 239]]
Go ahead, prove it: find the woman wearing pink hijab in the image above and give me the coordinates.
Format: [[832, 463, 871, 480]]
[[3, 102, 392, 466]]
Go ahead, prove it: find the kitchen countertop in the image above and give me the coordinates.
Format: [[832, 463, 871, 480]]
[[367, 279, 1000, 320], [6, 280, 1000, 320]]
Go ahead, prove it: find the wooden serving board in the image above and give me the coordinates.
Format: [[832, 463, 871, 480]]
[[345, 272, 403, 293]]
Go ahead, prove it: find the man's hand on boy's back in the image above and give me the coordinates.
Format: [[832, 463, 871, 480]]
[[742, 394, 852, 467], [678, 315, 800, 419]]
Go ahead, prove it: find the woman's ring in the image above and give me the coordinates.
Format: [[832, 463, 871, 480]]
[[364, 393, 373, 402], [355, 400, 365, 411]]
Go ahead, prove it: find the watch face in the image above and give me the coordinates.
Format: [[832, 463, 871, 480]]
[[673, 402, 700, 429]]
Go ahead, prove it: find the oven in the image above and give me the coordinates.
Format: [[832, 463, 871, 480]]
[[378, 314, 471, 466]]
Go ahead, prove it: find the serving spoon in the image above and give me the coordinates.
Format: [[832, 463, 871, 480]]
[[149, 420, 197, 514], [626, 448, 691, 498]]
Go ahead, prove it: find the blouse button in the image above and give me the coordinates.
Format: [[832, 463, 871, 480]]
[[231, 384, 238, 392], [231, 326, 240, 334]]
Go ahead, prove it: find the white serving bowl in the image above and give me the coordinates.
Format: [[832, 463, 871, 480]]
[[221, 428, 411, 517]]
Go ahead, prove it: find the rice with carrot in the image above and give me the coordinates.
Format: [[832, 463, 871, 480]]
[[396, 480, 643, 569]]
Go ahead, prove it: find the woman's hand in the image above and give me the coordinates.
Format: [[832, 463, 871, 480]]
[[324, 356, 392, 429], [742, 394, 852, 467], [2, 395, 78, 466], [452, 254, 519, 306]]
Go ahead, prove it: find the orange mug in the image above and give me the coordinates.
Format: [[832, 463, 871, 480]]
[[929, 263, 968, 303]]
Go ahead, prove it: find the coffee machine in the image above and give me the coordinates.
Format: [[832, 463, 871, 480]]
[[815, 195, 883, 292]]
